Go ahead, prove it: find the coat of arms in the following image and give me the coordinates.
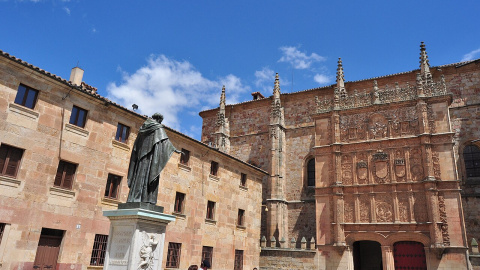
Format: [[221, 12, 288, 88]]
[[372, 151, 389, 183], [394, 159, 406, 178], [356, 161, 368, 182]]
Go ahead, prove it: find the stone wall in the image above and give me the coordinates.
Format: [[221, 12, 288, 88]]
[[259, 249, 317, 270]]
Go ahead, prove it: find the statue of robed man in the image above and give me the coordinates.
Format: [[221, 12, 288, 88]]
[[127, 113, 178, 204]]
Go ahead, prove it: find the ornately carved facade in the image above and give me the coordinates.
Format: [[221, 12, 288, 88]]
[[201, 42, 479, 270]]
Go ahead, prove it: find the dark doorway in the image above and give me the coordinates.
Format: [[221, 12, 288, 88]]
[[393, 241, 427, 270], [33, 228, 64, 270], [353, 240, 383, 270]]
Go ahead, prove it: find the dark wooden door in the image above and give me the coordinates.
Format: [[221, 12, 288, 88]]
[[393, 241, 427, 270], [33, 235, 62, 270]]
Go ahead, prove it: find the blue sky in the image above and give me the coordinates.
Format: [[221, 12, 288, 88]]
[[1, 1, 479, 140]]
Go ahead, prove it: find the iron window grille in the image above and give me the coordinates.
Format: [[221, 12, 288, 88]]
[[201, 246, 213, 268], [115, 123, 130, 143], [14, 84, 39, 109], [90, 234, 108, 266], [104, 174, 121, 199], [166, 242, 182, 268], [174, 192, 185, 214], [234, 250, 244, 270], [464, 144, 480, 178], [180, 149, 190, 165], [237, 209, 245, 226], [206, 201, 215, 220], [0, 144, 24, 178], [240, 173, 247, 187], [69, 105, 88, 128], [54, 160, 77, 190], [210, 161, 219, 176]]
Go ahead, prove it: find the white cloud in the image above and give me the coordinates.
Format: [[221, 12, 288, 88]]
[[278, 46, 326, 69], [63, 7, 70, 15], [314, 74, 331, 85], [254, 67, 275, 93], [107, 55, 248, 130], [92, 27, 97, 33], [461, 48, 480, 62]]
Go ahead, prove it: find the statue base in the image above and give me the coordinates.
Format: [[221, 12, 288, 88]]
[[103, 205, 175, 270]]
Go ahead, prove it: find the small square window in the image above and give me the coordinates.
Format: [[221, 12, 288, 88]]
[[69, 105, 88, 128], [206, 201, 216, 220], [104, 174, 121, 199], [174, 192, 185, 214], [210, 161, 219, 176], [0, 144, 24, 178], [202, 246, 213, 268], [14, 84, 39, 109], [90, 234, 108, 266], [237, 209, 245, 227], [180, 149, 190, 166], [115, 123, 130, 143], [54, 160, 77, 190], [166, 242, 182, 268], [240, 173, 247, 187]]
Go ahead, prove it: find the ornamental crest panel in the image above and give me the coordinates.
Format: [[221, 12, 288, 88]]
[[342, 155, 353, 185], [375, 195, 393, 223], [344, 197, 354, 223], [394, 149, 406, 181], [372, 151, 389, 183], [409, 148, 424, 181], [356, 153, 368, 184], [368, 114, 388, 139], [397, 194, 410, 222], [359, 196, 370, 223]]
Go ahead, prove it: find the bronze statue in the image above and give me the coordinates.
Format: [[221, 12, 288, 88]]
[[127, 113, 178, 204]]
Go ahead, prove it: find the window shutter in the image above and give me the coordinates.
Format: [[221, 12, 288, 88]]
[[54, 162, 65, 186], [63, 163, 76, 189], [0, 146, 8, 174], [5, 148, 23, 177]]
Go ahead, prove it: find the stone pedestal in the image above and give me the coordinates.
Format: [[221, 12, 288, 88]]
[[103, 203, 175, 270]]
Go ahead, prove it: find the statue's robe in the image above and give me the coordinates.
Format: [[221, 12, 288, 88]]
[[127, 118, 176, 204]]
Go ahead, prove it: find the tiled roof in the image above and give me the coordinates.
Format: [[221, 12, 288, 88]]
[[0, 49, 148, 120]]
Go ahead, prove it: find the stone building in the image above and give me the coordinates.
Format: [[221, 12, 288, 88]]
[[200, 43, 480, 270], [0, 50, 267, 269]]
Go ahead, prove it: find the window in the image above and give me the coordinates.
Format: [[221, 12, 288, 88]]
[[14, 84, 39, 109], [464, 144, 480, 178], [0, 223, 5, 245], [0, 144, 24, 178], [210, 161, 219, 176], [202, 246, 213, 268], [166, 242, 182, 268], [115, 123, 130, 143], [180, 149, 190, 165], [234, 250, 243, 270], [69, 105, 88, 128], [240, 173, 247, 187], [237, 209, 245, 227], [307, 158, 315, 186], [104, 174, 121, 199], [206, 201, 215, 220], [174, 192, 185, 214], [90, 234, 108, 266], [54, 160, 77, 189]]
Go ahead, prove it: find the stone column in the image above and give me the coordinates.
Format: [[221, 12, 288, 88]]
[[381, 246, 395, 270], [103, 203, 175, 270]]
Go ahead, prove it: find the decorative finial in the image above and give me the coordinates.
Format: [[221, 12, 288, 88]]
[[273, 73, 280, 98], [336, 58, 345, 90], [220, 85, 226, 107], [419, 41, 431, 77]]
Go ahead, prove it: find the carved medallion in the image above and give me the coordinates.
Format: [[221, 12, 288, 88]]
[[376, 202, 393, 222]]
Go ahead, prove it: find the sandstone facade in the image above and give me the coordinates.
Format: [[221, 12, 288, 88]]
[[0, 51, 267, 269], [200, 43, 480, 270]]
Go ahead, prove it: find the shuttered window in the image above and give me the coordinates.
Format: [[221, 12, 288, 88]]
[[0, 144, 24, 178], [166, 242, 182, 268], [206, 201, 215, 220], [234, 250, 243, 270], [104, 174, 121, 199], [90, 234, 108, 266], [54, 161, 77, 189], [174, 192, 185, 214]]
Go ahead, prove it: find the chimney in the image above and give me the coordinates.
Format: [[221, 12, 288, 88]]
[[69, 67, 84, 86], [251, 91, 265, 100]]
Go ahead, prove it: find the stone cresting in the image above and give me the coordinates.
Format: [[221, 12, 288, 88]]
[[315, 75, 448, 113]]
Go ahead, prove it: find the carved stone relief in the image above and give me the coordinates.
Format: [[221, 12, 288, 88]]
[[342, 155, 353, 185], [409, 148, 424, 181], [344, 197, 354, 223], [359, 196, 370, 223], [427, 104, 436, 134], [372, 151, 389, 184], [375, 195, 393, 223], [432, 152, 441, 180], [413, 193, 428, 223], [394, 149, 406, 182], [397, 194, 410, 222], [369, 114, 388, 139], [438, 194, 450, 246]]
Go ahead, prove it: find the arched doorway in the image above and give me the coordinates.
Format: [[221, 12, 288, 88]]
[[393, 241, 427, 270], [353, 240, 383, 270]]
